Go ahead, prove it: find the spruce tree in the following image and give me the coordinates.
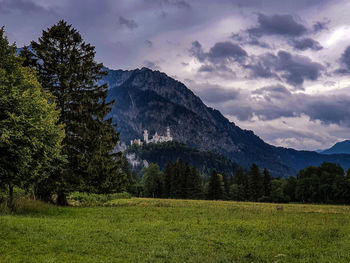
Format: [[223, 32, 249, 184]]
[[163, 161, 175, 198], [262, 168, 272, 197], [21, 20, 124, 204], [248, 164, 264, 201], [207, 170, 225, 200], [186, 165, 203, 199]]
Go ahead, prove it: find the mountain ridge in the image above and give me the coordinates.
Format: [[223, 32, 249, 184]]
[[320, 140, 350, 155], [102, 67, 350, 177]]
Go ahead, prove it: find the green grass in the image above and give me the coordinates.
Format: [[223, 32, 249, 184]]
[[1, 198, 350, 262]]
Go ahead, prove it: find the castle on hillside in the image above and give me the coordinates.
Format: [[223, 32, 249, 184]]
[[130, 127, 173, 146]]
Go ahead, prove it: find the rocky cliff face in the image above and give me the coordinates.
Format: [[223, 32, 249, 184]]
[[103, 67, 350, 177]]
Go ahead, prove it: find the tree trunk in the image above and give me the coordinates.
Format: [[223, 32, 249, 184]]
[[56, 191, 68, 206]]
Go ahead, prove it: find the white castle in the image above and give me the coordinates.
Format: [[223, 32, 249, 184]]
[[130, 127, 173, 146]]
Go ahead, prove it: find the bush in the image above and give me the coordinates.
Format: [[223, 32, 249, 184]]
[[68, 192, 131, 206]]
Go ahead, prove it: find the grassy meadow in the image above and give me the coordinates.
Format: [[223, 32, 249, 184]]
[[1, 197, 350, 262]]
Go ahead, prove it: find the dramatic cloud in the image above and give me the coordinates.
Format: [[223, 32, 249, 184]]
[[117, 16, 138, 30], [340, 46, 350, 72], [192, 83, 240, 103], [312, 20, 330, 33], [207, 41, 248, 63], [207, 84, 350, 128], [290, 38, 323, 51], [190, 41, 247, 64], [248, 14, 307, 37], [248, 51, 324, 86], [0, 0, 53, 14], [147, 0, 191, 9], [232, 33, 270, 49], [1, 0, 347, 150], [189, 41, 206, 62]]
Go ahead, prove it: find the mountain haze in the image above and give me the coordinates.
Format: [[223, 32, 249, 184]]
[[102, 67, 350, 177]]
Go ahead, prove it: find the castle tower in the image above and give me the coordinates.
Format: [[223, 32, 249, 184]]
[[143, 130, 149, 144], [167, 127, 171, 139]]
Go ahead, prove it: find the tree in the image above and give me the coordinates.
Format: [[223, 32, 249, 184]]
[[21, 20, 124, 204], [141, 163, 163, 198], [186, 165, 203, 199], [248, 164, 264, 201], [163, 161, 174, 198], [0, 27, 65, 205], [231, 166, 248, 201], [207, 170, 225, 200], [262, 168, 272, 197]]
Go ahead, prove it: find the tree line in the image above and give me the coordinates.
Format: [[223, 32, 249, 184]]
[[133, 160, 350, 204]]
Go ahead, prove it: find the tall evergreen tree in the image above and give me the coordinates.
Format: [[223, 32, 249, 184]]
[[248, 164, 264, 201], [262, 168, 272, 197], [207, 170, 225, 200], [21, 20, 125, 204], [163, 161, 175, 198], [186, 165, 203, 199], [231, 166, 248, 201]]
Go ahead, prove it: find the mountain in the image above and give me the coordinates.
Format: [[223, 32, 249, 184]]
[[102, 67, 350, 177], [320, 140, 350, 155]]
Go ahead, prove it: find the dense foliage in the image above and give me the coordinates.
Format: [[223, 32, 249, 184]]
[[20, 21, 126, 204], [126, 141, 238, 176], [133, 159, 350, 204], [229, 162, 350, 204], [139, 160, 203, 199], [0, 27, 65, 205]]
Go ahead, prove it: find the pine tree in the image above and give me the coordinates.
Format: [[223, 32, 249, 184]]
[[163, 161, 175, 198], [231, 167, 248, 201], [262, 168, 272, 197], [248, 164, 264, 201], [186, 165, 203, 199], [20, 20, 124, 204], [207, 170, 225, 200]]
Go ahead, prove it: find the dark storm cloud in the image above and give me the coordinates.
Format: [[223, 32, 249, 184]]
[[248, 13, 307, 37], [146, 0, 191, 9], [339, 46, 350, 73], [209, 84, 350, 126], [232, 33, 270, 49], [312, 20, 330, 33], [207, 41, 248, 63], [290, 38, 323, 51], [198, 65, 214, 72], [190, 40, 248, 64], [193, 84, 240, 103], [204, 85, 350, 127], [252, 84, 291, 98], [0, 0, 53, 14], [248, 51, 324, 86], [117, 16, 138, 30], [189, 41, 206, 62]]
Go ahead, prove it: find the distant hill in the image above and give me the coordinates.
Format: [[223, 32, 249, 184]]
[[320, 140, 350, 155], [125, 141, 239, 177], [101, 67, 350, 177]]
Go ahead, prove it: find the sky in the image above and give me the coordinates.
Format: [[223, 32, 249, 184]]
[[1, 0, 350, 151]]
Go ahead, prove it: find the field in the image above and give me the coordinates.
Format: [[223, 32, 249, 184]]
[[1, 198, 350, 262]]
